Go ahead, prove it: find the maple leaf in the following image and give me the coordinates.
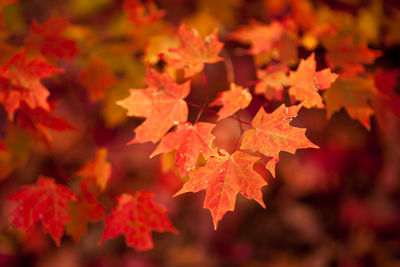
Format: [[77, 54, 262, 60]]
[[230, 20, 298, 65], [78, 55, 116, 102], [0, 51, 63, 119], [117, 67, 190, 143], [99, 191, 178, 251], [16, 103, 74, 144], [9, 176, 76, 246], [66, 179, 105, 243], [123, 0, 165, 25], [150, 122, 216, 176], [254, 65, 289, 101], [209, 83, 252, 120], [165, 24, 223, 78], [288, 53, 338, 108], [174, 150, 267, 229], [25, 16, 79, 60], [240, 104, 319, 177], [231, 20, 284, 55], [323, 74, 377, 130], [323, 37, 381, 74], [76, 148, 112, 191]]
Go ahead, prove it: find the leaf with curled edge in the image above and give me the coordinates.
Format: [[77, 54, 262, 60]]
[[150, 121, 216, 176], [0, 51, 63, 120], [25, 16, 79, 60], [165, 24, 223, 78], [8, 176, 76, 246], [174, 150, 267, 229], [99, 191, 178, 251], [323, 73, 377, 130], [209, 83, 252, 120], [241, 104, 319, 177], [288, 53, 338, 108], [117, 67, 190, 143]]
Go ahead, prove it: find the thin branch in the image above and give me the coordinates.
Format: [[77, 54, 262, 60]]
[[186, 101, 253, 127], [221, 49, 235, 84]]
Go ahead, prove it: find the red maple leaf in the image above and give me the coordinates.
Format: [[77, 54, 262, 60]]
[[99, 191, 178, 251], [288, 53, 338, 108], [25, 16, 79, 60], [0, 51, 63, 119], [174, 150, 267, 229], [117, 67, 190, 143], [9, 176, 76, 246], [165, 24, 223, 78], [123, 0, 165, 25], [209, 83, 252, 120], [150, 121, 216, 176], [16, 103, 74, 144], [241, 104, 318, 176]]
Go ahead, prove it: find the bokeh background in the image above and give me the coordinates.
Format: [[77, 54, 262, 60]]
[[0, 0, 400, 266]]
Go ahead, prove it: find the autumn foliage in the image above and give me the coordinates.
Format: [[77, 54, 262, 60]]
[[1, 0, 400, 265]]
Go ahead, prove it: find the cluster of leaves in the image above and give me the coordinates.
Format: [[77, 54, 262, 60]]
[[0, 0, 399, 253]]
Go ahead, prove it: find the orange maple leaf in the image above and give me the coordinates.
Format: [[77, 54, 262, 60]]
[[117, 67, 190, 143], [76, 148, 112, 192], [255, 65, 289, 101], [324, 74, 377, 130], [231, 20, 284, 55], [66, 179, 105, 243], [288, 53, 338, 108], [99, 191, 177, 251], [174, 150, 267, 229], [78, 55, 116, 102], [9, 176, 76, 246], [165, 24, 223, 78], [241, 104, 318, 177], [324, 37, 381, 74], [150, 121, 216, 176], [0, 51, 63, 119], [209, 83, 252, 120], [230, 20, 298, 65]]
